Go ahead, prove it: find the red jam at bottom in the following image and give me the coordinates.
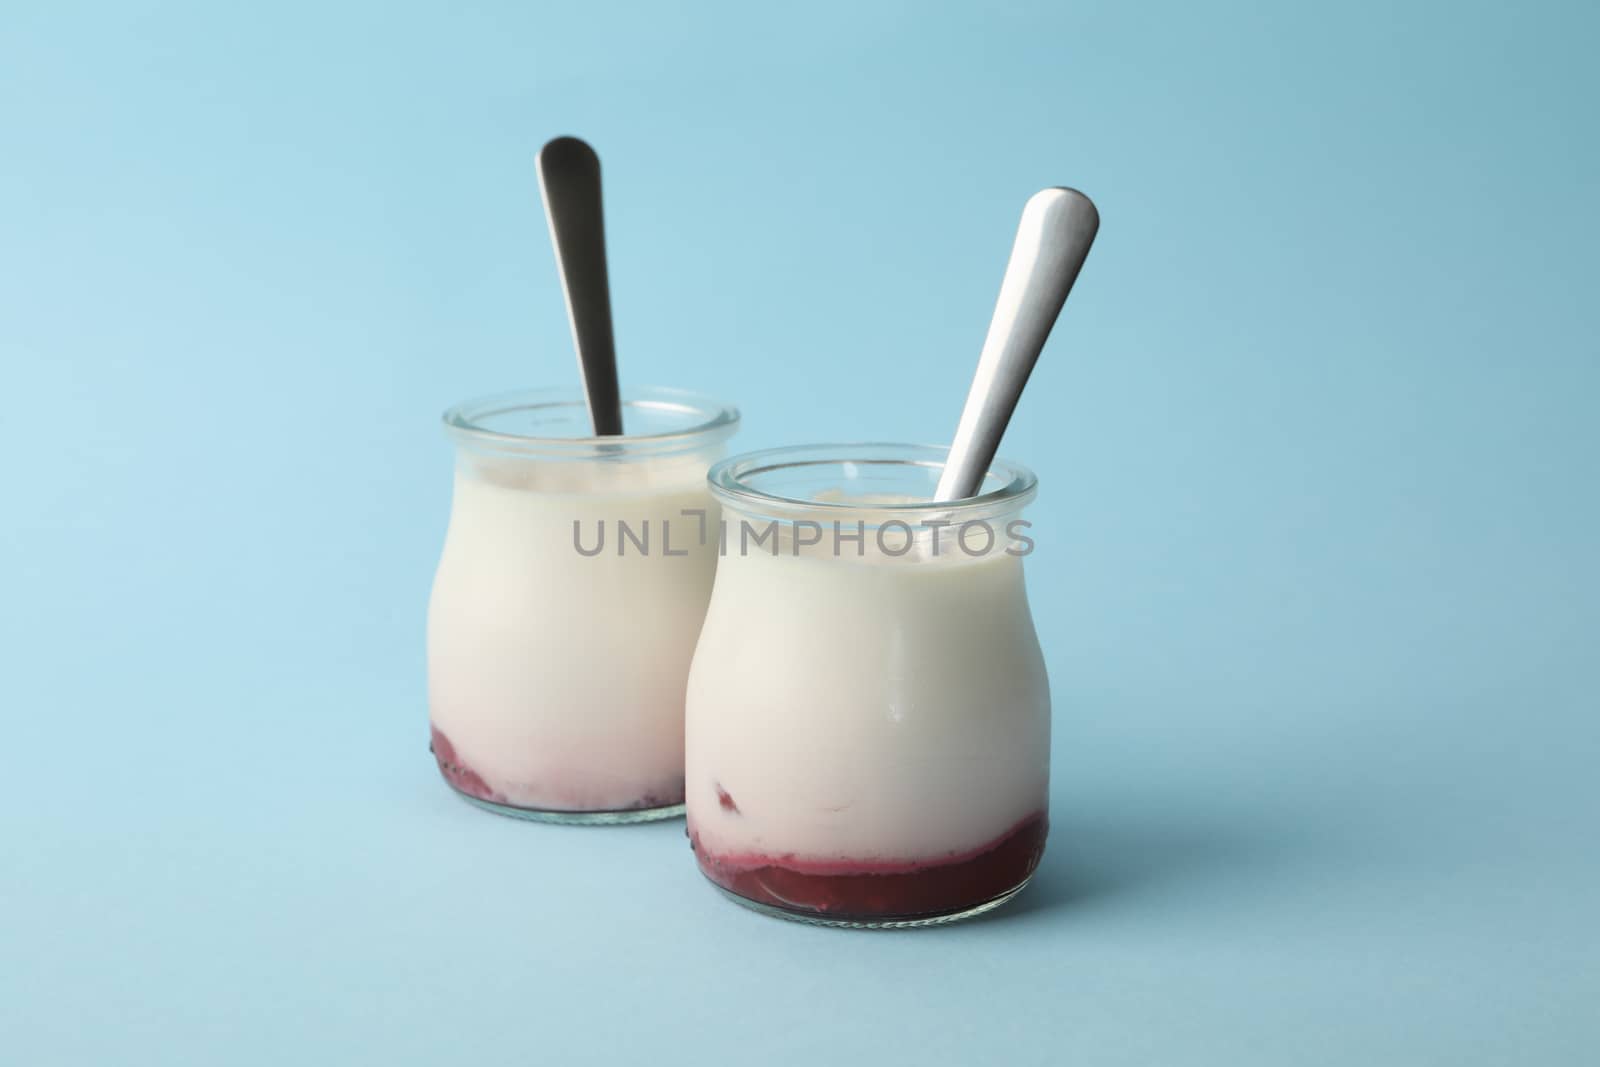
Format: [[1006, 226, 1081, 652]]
[[691, 813, 1048, 922], [430, 725, 686, 813], [430, 725, 506, 804]]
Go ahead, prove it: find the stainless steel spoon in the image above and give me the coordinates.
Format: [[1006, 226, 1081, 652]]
[[933, 187, 1099, 501], [537, 136, 624, 436]]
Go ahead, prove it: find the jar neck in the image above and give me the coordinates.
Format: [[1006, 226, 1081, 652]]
[[708, 442, 1037, 527], [443, 385, 739, 463]]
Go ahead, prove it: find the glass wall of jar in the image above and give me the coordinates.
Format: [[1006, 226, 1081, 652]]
[[686, 443, 1049, 925], [429, 386, 739, 822]]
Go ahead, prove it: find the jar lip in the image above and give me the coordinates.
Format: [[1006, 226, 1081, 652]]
[[442, 385, 740, 458], [708, 442, 1038, 516]]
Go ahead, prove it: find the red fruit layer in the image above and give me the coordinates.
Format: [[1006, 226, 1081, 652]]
[[430, 725, 506, 804], [429, 725, 685, 812], [691, 813, 1047, 921]]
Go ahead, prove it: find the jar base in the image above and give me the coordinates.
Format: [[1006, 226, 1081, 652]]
[[707, 876, 1031, 929], [430, 727, 684, 824], [445, 784, 686, 825]]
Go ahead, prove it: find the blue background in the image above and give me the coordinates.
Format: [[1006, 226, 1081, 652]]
[[4, 1, 1597, 1062]]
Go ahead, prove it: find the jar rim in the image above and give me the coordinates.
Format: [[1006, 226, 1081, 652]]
[[707, 443, 1038, 519], [442, 385, 740, 459]]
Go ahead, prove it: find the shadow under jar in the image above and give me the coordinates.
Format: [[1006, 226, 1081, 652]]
[[428, 386, 739, 823], [686, 444, 1051, 926]]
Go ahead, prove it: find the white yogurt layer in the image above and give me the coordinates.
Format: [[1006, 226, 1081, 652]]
[[429, 453, 719, 811], [686, 544, 1050, 863]]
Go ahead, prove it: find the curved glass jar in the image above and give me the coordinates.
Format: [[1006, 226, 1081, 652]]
[[685, 443, 1050, 926], [428, 386, 739, 823]]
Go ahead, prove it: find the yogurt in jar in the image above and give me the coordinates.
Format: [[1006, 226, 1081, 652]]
[[427, 387, 738, 821], [685, 444, 1050, 923]]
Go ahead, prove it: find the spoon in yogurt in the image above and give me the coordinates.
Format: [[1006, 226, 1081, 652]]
[[537, 135, 625, 435], [933, 187, 1100, 501]]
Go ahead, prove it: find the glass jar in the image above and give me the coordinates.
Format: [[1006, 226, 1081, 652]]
[[685, 443, 1050, 926], [428, 386, 739, 822]]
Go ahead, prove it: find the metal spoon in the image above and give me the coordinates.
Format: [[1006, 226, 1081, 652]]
[[933, 187, 1099, 501], [537, 135, 624, 436]]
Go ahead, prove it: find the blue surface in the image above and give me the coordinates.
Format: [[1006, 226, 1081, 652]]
[[3, 1, 1597, 1062]]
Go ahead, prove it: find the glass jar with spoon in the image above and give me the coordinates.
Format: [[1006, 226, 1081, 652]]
[[427, 135, 740, 821], [686, 444, 1050, 924], [685, 187, 1098, 923]]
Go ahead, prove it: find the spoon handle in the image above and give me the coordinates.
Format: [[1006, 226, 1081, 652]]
[[934, 188, 1099, 501], [537, 136, 624, 436]]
